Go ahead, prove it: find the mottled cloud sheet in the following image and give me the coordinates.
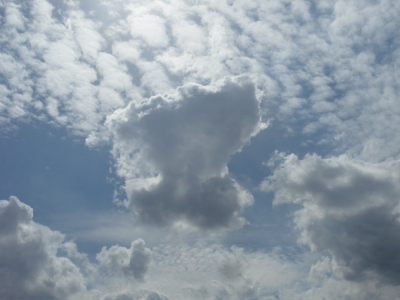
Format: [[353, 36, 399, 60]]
[[1, 0, 400, 299]]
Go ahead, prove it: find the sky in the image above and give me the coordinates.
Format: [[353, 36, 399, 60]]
[[0, 0, 399, 299]]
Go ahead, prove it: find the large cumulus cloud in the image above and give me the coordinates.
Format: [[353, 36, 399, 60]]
[[263, 154, 400, 284], [107, 76, 264, 229], [0, 196, 86, 300]]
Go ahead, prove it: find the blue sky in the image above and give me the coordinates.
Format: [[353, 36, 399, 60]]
[[1, 0, 400, 299]]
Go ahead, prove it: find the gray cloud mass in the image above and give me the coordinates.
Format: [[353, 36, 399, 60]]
[[108, 77, 263, 229], [0, 196, 86, 300], [263, 154, 400, 284]]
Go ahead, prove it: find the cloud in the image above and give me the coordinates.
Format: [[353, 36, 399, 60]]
[[7, 178, 400, 300], [2, 0, 398, 163], [219, 260, 243, 281], [1, 0, 400, 298], [84, 237, 305, 300], [279, 256, 400, 300], [101, 290, 169, 300], [142, 242, 302, 300], [91, 0, 399, 164], [263, 154, 400, 284], [0, 195, 331, 300], [97, 239, 152, 282], [0, 195, 160, 299], [0, 196, 86, 300], [0, 0, 138, 138], [107, 76, 263, 229]]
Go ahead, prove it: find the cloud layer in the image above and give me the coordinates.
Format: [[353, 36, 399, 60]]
[[1, 0, 400, 299], [2, 0, 398, 159]]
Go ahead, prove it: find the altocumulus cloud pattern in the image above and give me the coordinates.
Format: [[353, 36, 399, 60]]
[[0, 0, 400, 299]]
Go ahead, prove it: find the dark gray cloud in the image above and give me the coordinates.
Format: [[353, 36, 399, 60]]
[[220, 261, 243, 281], [0, 196, 86, 300], [308, 205, 400, 283], [263, 154, 400, 284], [108, 77, 263, 229], [97, 238, 152, 282]]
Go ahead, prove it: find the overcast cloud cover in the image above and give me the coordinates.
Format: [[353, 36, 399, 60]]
[[1, 0, 400, 299]]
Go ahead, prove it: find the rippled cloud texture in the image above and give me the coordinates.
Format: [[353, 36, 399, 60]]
[[1, 0, 400, 299]]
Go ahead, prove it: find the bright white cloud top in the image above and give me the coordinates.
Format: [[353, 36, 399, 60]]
[[0, 0, 400, 299]]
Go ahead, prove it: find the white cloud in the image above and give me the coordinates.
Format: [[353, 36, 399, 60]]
[[0, 0, 138, 138], [103, 0, 399, 162], [97, 239, 152, 282], [139, 242, 303, 300], [1, 0, 397, 162], [4, 2, 26, 30], [107, 76, 263, 229], [128, 13, 169, 49]]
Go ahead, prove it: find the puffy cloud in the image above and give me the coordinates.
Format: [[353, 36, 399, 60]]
[[1, 0, 399, 163], [95, 0, 398, 164], [107, 76, 263, 229], [263, 154, 400, 284], [0, 196, 86, 300], [0, 196, 160, 299], [0, 195, 300, 300], [0, 0, 138, 138], [97, 239, 152, 282]]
